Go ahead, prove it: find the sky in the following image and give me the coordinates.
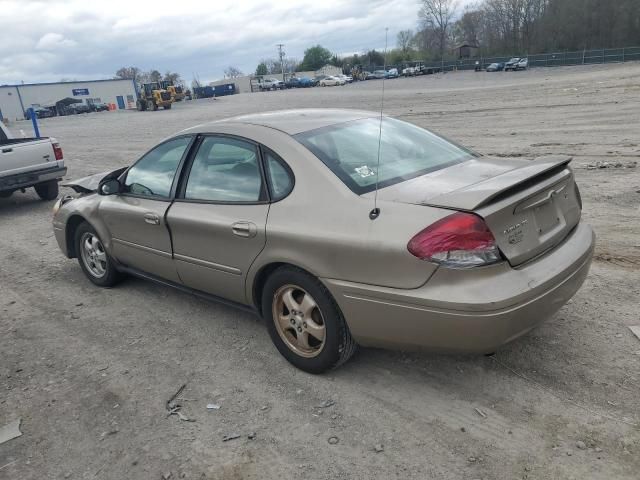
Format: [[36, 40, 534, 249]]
[[0, 0, 463, 86]]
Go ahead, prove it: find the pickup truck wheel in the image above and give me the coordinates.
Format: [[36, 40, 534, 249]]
[[75, 222, 123, 287], [34, 180, 58, 201]]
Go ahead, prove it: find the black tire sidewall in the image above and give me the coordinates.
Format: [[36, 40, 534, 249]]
[[262, 267, 350, 373], [74, 222, 121, 287], [34, 180, 58, 201]]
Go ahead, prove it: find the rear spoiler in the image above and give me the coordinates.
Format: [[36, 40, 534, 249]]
[[425, 155, 573, 211]]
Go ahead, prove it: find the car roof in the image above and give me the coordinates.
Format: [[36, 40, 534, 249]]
[[194, 109, 379, 136]]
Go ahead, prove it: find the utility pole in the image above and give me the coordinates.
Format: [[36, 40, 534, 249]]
[[277, 44, 285, 81]]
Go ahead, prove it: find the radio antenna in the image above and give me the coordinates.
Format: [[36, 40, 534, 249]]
[[370, 27, 388, 221]]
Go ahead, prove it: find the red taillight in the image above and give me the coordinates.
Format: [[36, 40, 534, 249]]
[[52, 142, 63, 161], [407, 212, 501, 268]]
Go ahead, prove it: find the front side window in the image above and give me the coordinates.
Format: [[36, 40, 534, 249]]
[[184, 136, 263, 202], [124, 136, 191, 198], [295, 117, 475, 194]]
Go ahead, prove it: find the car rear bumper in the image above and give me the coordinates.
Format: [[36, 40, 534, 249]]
[[322, 222, 595, 353], [0, 165, 67, 192]]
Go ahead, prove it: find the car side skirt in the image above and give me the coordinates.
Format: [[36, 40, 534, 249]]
[[117, 265, 259, 316]]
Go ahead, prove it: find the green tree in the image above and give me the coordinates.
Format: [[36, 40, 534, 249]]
[[255, 62, 268, 76], [364, 49, 386, 67], [300, 45, 333, 70]]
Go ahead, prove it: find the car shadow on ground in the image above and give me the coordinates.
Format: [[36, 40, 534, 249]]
[[0, 191, 53, 215]]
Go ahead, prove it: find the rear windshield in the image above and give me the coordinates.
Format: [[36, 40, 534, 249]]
[[295, 117, 475, 194]]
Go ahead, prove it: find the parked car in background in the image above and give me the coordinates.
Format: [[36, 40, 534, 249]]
[[336, 74, 352, 84], [25, 106, 55, 120], [486, 62, 505, 72], [385, 68, 399, 79], [504, 58, 522, 71], [402, 67, 416, 76], [0, 121, 66, 200], [71, 103, 91, 114], [259, 78, 285, 91], [299, 77, 315, 87], [91, 102, 109, 112], [364, 71, 377, 80], [53, 109, 594, 373], [372, 70, 387, 79], [319, 76, 340, 86], [514, 58, 529, 70], [285, 77, 301, 88]]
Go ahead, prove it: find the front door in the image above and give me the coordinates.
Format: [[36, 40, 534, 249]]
[[167, 135, 269, 305], [100, 136, 193, 281], [116, 96, 125, 109]]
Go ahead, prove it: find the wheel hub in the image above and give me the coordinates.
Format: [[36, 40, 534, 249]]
[[272, 285, 326, 358]]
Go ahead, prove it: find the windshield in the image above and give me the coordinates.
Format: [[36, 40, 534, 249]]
[[295, 117, 475, 194]]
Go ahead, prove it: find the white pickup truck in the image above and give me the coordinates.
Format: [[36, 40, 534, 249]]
[[0, 122, 66, 200], [259, 78, 285, 91]]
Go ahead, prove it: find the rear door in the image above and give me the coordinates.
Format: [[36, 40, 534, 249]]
[[166, 135, 270, 305], [99, 136, 193, 282]]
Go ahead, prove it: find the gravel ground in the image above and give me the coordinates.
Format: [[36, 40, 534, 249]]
[[1, 64, 639, 480]]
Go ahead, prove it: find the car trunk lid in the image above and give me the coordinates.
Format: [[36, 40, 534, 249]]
[[368, 155, 581, 266]]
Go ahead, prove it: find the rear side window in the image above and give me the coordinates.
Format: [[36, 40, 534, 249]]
[[184, 136, 263, 203], [263, 149, 294, 201], [0, 126, 7, 142], [295, 117, 474, 194]]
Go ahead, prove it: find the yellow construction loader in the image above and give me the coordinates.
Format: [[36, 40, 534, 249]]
[[136, 82, 173, 111], [160, 81, 186, 102]]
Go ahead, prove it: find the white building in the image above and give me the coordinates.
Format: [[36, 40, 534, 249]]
[[0, 79, 138, 121]]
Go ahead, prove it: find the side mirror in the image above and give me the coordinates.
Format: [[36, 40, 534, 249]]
[[99, 178, 121, 196]]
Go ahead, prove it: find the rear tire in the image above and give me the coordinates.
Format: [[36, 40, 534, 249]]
[[262, 266, 357, 373], [74, 222, 123, 287], [0, 190, 13, 198], [164, 104, 172, 110], [34, 180, 58, 201]]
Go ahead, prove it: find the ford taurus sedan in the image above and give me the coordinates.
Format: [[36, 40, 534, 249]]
[[53, 109, 595, 373]]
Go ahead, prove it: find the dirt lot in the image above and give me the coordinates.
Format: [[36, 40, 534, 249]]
[[1, 64, 639, 480]]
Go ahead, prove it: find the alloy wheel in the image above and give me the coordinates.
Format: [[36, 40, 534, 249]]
[[80, 232, 107, 278], [272, 284, 326, 358]]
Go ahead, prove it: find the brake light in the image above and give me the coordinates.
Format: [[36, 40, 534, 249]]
[[52, 142, 63, 161], [407, 212, 502, 268]]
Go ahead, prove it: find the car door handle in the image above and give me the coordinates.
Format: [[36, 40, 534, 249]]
[[232, 221, 257, 238], [1, 148, 12, 154], [143, 212, 160, 225]]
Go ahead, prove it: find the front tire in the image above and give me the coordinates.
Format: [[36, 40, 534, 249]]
[[74, 222, 123, 287], [34, 180, 58, 200], [262, 266, 357, 373]]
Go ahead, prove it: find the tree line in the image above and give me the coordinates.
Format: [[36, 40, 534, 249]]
[[114, 67, 182, 85], [119, 0, 640, 84], [418, 0, 640, 61], [250, 0, 640, 76]]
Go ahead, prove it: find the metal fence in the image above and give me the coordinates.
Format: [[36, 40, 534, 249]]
[[363, 46, 640, 73]]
